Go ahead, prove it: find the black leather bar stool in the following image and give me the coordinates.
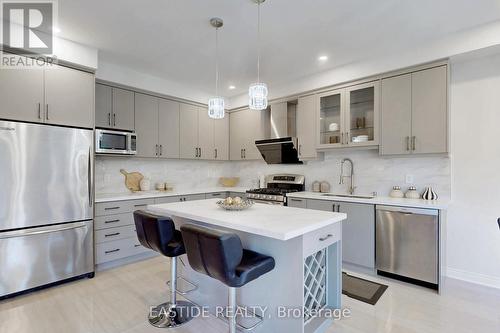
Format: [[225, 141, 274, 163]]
[[180, 224, 275, 333], [134, 210, 197, 329]]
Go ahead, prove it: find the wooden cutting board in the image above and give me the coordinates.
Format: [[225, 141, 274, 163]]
[[120, 169, 144, 192]]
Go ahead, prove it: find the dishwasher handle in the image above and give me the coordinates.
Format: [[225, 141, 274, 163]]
[[376, 205, 439, 216]]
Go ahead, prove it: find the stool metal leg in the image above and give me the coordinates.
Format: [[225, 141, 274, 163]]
[[148, 257, 197, 329], [228, 287, 237, 333]]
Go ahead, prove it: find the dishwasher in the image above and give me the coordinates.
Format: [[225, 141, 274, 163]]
[[376, 205, 439, 290]]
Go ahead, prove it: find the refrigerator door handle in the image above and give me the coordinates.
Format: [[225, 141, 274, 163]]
[[88, 147, 93, 207], [0, 222, 88, 240]]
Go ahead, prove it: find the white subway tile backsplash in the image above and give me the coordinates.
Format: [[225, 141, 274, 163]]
[[96, 150, 450, 199]]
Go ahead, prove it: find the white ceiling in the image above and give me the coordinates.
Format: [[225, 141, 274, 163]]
[[59, 0, 500, 98]]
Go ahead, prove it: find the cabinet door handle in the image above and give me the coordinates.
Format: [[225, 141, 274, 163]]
[[134, 244, 141, 248], [134, 204, 147, 207], [113, 113, 116, 127], [156, 144, 159, 156], [290, 199, 303, 202], [199, 147, 202, 158], [298, 144, 302, 156], [214, 148, 218, 159], [105, 232, 120, 238], [412, 136, 416, 151], [38, 103, 41, 119], [46, 104, 49, 120], [406, 136, 410, 151], [241, 149, 243, 159], [105, 249, 120, 254], [346, 132, 350, 144], [159, 145, 163, 156], [319, 234, 333, 242], [243, 149, 246, 159], [341, 132, 344, 145], [108, 113, 111, 126], [104, 206, 120, 211], [104, 219, 120, 224]]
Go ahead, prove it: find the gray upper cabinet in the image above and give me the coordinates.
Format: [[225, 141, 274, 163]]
[[214, 115, 229, 160], [112, 88, 135, 131], [95, 84, 135, 131], [0, 66, 44, 123], [179, 103, 200, 159], [411, 66, 448, 154], [134, 93, 159, 158], [44, 65, 94, 129], [198, 108, 214, 160], [95, 84, 113, 129], [229, 108, 266, 161], [0, 61, 94, 128], [380, 74, 412, 155], [179, 104, 228, 160], [229, 110, 246, 161], [297, 95, 317, 160], [380, 65, 448, 155], [158, 99, 180, 159]]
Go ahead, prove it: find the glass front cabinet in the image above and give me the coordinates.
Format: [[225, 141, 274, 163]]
[[317, 81, 379, 149]]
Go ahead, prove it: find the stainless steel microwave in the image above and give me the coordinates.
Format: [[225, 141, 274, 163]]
[[95, 129, 137, 155]]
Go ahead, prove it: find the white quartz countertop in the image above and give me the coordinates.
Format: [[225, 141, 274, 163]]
[[287, 192, 449, 210], [148, 199, 346, 241], [95, 187, 249, 203]]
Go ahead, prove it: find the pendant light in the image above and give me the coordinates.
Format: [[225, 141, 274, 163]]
[[248, 0, 268, 111], [208, 18, 225, 119]]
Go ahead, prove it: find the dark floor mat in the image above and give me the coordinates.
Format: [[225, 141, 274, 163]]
[[342, 272, 388, 305]]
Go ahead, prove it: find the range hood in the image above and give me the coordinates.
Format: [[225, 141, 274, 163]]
[[255, 101, 303, 164]]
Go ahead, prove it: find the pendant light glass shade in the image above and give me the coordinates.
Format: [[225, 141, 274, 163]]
[[249, 0, 268, 111], [249, 82, 268, 110], [208, 96, 225, 119], [208, 18, 225, 119]]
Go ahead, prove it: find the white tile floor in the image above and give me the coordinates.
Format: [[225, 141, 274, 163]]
[[0, 256, 499, 333]]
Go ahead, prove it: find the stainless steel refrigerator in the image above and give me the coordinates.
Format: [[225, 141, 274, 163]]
[[0, 121, 94, 298]]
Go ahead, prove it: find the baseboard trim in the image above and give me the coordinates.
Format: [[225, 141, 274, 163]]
[[446, 267, 500, 289]]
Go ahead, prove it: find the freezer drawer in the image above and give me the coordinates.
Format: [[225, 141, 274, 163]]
[[0, 220, 94, 297], [376, 206, 439, 285]]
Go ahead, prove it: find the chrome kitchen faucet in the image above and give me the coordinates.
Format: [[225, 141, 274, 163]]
[[340, 158, 356, 195]]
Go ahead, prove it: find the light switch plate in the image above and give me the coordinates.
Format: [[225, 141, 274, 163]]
[[405, 174, 414, 184]]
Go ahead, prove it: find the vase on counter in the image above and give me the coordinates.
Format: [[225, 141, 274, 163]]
[[140, 178, 151, 191], [405, 186, 421, 199], [422, 187, 438, 200], [320, 181, 331, 193], [389, 186, 404, 198]]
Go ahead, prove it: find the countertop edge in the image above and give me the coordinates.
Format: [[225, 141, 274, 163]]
[[286, 192, 449, 210], [95, 187, 249, 203], [147, 203, 346, 241]]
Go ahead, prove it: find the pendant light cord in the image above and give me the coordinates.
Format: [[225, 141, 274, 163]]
[[215, 26, 219, 96], [257, 2, 261, 83]]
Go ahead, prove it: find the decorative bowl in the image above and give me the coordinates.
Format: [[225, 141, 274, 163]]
[[219, 177, 240, 187], [216, 199, 254, 211]]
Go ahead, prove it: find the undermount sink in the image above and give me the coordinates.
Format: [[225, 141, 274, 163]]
[[321, 193, 375, 199]]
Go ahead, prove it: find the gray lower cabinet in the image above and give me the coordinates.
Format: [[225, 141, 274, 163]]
[[306, 199, 375, 269], [288, 197, 307, 208], [95, 198, 155, 265]]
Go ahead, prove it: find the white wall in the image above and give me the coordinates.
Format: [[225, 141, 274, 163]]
[[446, 50, 500, 288], [229, 20, 500, 109], [96, 61, 210, 104]]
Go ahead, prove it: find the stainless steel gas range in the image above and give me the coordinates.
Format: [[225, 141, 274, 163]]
[[246, 174, 305, 205]]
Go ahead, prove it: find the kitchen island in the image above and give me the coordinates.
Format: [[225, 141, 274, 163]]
[[148, 199, 347, 333]]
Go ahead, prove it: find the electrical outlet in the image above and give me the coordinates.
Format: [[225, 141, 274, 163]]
[[405, 174, 414, 184]]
